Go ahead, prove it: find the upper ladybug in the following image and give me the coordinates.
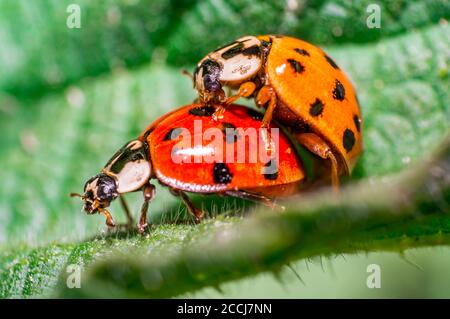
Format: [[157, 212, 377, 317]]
[[193, 35, 363, 189]]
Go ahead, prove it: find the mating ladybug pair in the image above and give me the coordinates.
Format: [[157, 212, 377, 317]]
[[72, 35, 362, 233]]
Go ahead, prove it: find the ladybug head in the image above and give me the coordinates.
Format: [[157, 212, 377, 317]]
[[193, 58, 224, 104], [77, 173, 118, 214], [194, 35, 263, 104], [70, 173, 119, 215], [71, 139, 152, 215]]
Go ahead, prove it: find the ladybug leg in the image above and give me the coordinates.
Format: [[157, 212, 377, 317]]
[[98, 208, 116, 228], [256, 85, 277, 128], [212, 82, 256, 121], [256, 86, 277, 154], [225, 190, 284, 211], [137, 183, 156, 234], [170, 188, 205, 223], [295, 132, 340, 191], [118, 195, 134, 227]]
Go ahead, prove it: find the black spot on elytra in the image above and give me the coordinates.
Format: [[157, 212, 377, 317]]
[[287, 59, 305, 73], [353, 115, 361, 132], [309, 98, 324, 117], [189, 105, 215, 116], [324, 54, 339, 69], [221, 42, 245, 59], [332, 80, 345, 101], [343, 129, 355, 152], [163, 128, 183, 141], [242, 45, 261, 56], [247, 108, 264, 121], [294, 48, 310, 57], [222, 123, 240, 144], [263, 159, 278, 180], [213, 162, 233, 184]]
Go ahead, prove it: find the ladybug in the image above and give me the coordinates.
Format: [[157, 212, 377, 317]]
[[193, 35, 363, 188], [71, 104, 305, 233]]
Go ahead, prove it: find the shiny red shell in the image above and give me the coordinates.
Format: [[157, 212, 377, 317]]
[[139, 104, 305, 195]]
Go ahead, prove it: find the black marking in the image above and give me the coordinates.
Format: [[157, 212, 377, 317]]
[[247, 108, 264, 121], [309, 98, 324, 117], [96, 174, 118, 202], [294, 48, 310, 57], [222, 122, 240, 144], [263, 159, 278, 180], [163, 127, 183, 141], [324, 54, 339, 69], [287, 59, 305, 73], [213, 162, 233, 184], [353, 115, 361, 132], [343, 129, 355, 152], [142, 129, 152, 141], [261, 39, 272, 48], [105, 140, 148, 174], [199, 59, 222, 92], [332, 80, 345, 101], [221, 42, 245, 59], [242, 45, 261, 56], [189, 105, 215, 117]]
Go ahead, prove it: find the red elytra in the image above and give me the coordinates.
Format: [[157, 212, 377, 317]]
[[74, 103, 305, 233], [142, 103, 304, 194]]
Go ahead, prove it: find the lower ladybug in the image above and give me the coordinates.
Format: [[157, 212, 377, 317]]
[[71, 104, 305, 233], [193, 35, 363, 189]]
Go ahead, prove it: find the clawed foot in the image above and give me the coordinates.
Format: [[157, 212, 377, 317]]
[[137, 222, 148, 234], [193, 208, 205, 224], [212, 105, 226, 121]]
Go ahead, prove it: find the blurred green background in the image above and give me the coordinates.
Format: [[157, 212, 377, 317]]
[[0, 0, 449, 298]]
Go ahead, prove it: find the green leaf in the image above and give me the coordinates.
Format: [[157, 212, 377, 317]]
[[0, 1, 449, 298], [58, 135, 450, 298]]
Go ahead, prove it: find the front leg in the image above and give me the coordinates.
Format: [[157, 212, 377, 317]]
[[212, 81, 257, 121], [255, 85, 277, 128], [138, 183, 156, 234], [99, 208, 116, 228], [256, 85, 277, 154]]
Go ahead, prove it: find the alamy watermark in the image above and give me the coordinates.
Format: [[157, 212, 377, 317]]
[[366, 264, 381, 289], [66, 264, 82, 289], [66, 4, 81, 29], [366, 4, 381, 29]]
